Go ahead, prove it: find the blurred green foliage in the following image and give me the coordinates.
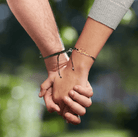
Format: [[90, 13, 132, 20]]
[[58, 130, 131, 137], [0, 73, 66, 137], [0, 74, 40, 137], [0, 0, 6, 3]]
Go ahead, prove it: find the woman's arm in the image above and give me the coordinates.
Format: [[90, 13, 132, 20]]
[[52, 0, 134, 115]]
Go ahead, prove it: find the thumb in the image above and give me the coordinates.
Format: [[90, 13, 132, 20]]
[[39, 77, 53, 98], [43, 87, 60, 113]]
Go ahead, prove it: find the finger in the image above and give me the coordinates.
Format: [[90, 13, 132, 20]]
[[63, 107, 81, 125], [73, 84, 93, 98], [43, 87, 60, 113], [39, 78, 53, 98], [64, 111, 81, 125], [63, 96, 86, 116], [69, 90, 92, 108]]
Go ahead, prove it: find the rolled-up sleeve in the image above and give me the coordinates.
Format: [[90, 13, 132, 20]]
[[88, 0, 134, 29]]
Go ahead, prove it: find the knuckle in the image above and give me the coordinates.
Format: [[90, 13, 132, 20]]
[[63, 96, 71, 105], [69, 90, 74, 97], [77, 85, 81, 90], [71, 91, 76, 99]]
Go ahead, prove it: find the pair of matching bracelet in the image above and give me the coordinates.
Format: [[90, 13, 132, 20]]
[[40, 47, 96, 78]]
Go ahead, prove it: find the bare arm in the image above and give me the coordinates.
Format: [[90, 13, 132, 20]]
[[7, 0, 68, 71], [69, 17, 113, 76]]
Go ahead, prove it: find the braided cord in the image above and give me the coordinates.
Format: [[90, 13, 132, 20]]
[[40, 47, 96, 78]]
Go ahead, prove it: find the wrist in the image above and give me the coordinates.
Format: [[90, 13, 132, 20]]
[[67, 49, 94, 78], [45, 52, 69, 73]]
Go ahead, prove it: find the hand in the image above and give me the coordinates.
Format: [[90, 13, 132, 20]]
[[39, 54, 90, 124], [52, 61, 89, 116], [62, 82, 93, 125], [41, 79, 93, 124]]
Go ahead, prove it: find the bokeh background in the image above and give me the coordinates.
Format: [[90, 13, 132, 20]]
[[0, 0, 138, 137]]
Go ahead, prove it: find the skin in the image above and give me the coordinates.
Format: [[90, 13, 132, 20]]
[[51, 17, 113, 119], [43, 81, 93, 124], [40, 16, 114, 121], [7, 0, 94, 124]]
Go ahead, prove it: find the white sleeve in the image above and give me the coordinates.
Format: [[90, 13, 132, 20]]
[[88, 0, 134, 29]]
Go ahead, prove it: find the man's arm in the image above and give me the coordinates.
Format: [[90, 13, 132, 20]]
[[7, 0, 68, 72]]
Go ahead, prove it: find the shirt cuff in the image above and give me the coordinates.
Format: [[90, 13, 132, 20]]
[[88, 0, 134, 30]]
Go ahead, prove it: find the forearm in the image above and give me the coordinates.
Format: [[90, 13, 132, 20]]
[[67, 18, 113, 78], [7, 0, 68, 71], [68, 0, 134, 77]]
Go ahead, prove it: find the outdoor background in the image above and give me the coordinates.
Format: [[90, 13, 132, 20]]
[[0, 0, 138, 137]]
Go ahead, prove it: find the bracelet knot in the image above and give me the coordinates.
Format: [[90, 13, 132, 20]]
[[40, 47, 96, 78]]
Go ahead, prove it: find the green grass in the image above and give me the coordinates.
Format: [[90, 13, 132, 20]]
[[58, 130, 131, 137]]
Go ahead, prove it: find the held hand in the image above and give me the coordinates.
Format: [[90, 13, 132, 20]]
[[39, 57, 91, 124], [41, 78, 93, 124], [52, 62, 88, 115], [62, 82, 93, 125]]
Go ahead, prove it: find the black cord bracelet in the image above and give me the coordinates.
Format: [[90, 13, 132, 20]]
[[40, 48, 96, 78]]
